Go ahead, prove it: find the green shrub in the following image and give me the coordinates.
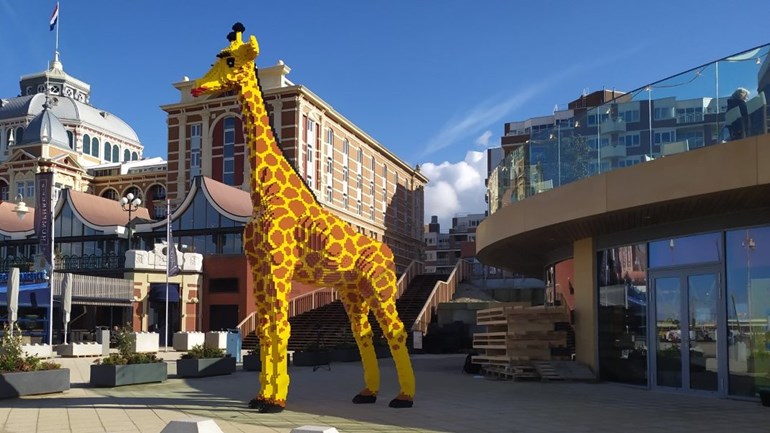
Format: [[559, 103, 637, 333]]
[[0, 324, 61, 373], [180, 344, 225, 359]]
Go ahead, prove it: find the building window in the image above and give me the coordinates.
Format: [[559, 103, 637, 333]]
[[653, 106, 674, 120], [370, 180, 374, 195], [357, 200, 362, 215], [83, 134, 91, 155], [16, 182, 23, 199], [66, 131, 73, 149], [382, 187, 387, 212], [223, 117, 236, 185], [343, 166, 348, 182], [357, 148, 363, 165], [619, 133, 640, 147], [653, 130, 676, 144], [343, 192, 348, 209], [326, 185, 332, 203], [123, 148, 130, 162], [153, 204, 167, 219], [370, 205, 374, 221], [356, 173, 362, 190], [619, 109, 640, 123], [343, 139, 349, 157], [132, 151, 138, 160], [209, 278, 239, 293], [191, 123, 202, 177], [112, 145, 119, 163], [15, 127, 23, 144], [92, 138, 100, 157], [104, 142, 111, 162]]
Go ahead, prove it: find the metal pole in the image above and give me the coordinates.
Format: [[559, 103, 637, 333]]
[[165, 199, 170, 352], [49, 175, 55, 346]]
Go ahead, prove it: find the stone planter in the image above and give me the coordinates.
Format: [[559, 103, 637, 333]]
[[131, 332, 160, 353], [331, 348, 360, 363], [242, 354, 261, 371], [21, 344, 53, 358], [58, 342, 103, 357], [173, 332, 205, 351], [177, 357, 236, 378], [293, 350, 331, 367], [204, 332, 227, 349], [0, 369, 70, 399], [90, 363, 167, 387]]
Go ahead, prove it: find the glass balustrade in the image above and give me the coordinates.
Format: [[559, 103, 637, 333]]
[[489, 43, 770, 214]]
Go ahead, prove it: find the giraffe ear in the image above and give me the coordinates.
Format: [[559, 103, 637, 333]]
[[248, 35, 260, 58]]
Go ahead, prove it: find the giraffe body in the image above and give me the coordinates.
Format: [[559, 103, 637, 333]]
[[191, 23, 415, 411]]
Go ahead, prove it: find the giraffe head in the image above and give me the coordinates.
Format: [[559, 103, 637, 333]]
[[191, 22, 260, 97]]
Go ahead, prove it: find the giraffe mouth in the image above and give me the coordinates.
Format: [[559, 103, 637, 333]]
[[191, 86, 208, 97]]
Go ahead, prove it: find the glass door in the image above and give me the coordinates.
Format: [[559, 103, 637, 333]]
[[650, 267, 723, 394]]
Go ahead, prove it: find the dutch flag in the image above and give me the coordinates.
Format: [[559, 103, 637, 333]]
[[49, 2, 59, 31]]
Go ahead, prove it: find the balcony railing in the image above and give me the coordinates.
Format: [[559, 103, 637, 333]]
[[489, 42, 770, 215]]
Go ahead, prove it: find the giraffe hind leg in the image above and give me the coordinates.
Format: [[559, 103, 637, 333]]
[[367, 249, 415, 408], [341, 282, 380, 404]]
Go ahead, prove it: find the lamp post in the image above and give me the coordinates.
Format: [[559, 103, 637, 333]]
[[12, 193, 29, 221], [742, 232, 756, 351], [120, 192, 142, 250]]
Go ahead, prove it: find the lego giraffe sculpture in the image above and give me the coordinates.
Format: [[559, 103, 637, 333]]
[[191, 23, 415, 413]]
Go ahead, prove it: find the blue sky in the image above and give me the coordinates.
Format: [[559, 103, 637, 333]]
[[2, 1, 770, 227]]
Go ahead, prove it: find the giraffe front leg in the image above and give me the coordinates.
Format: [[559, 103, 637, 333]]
[[254, 262, 294, 414]]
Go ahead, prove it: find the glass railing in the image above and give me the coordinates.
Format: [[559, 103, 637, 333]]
[[489, 43, 770, 214]]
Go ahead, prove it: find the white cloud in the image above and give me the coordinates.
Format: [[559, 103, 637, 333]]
[[475, 130, 493, 148], [420, 64, 586, 158], [421, 150, 488, 230]]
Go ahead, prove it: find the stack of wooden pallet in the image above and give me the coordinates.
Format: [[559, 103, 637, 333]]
[[472, 302, 571, 380]]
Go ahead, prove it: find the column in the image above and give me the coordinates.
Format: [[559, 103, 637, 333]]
[[573, 237, 598, 371]]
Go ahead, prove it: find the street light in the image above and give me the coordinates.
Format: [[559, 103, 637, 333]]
[[120, 192, 142, 250], [12, 193, 29, 221]]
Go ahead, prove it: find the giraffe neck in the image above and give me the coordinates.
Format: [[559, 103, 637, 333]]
[[239, 68, 314, 210]]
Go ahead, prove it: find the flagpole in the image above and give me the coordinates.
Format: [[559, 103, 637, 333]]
[[165, 199, 170, 352], [55, 2, 59, 55]]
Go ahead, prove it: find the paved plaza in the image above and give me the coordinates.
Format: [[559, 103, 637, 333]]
[[0, 353, 768, 433]]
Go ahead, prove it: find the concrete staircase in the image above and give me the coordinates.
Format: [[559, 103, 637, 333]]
[[242, 274, 448, 352]]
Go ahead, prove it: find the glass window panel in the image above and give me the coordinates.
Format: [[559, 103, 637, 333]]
[[597, 243, 648, 385], [726, 227, 770, 397], [655, 276, 683, 388], [649, 232, 722, 268]]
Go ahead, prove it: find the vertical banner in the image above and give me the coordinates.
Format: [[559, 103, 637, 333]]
[[167, 200, 180, 277], [35, 171, 54, 272]]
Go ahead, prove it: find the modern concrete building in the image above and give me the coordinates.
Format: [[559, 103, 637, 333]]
[[478, 43, 770, 399]]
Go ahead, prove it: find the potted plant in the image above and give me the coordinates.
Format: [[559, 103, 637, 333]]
[[0, 324, 69, 399], [177, 344, 236, 378], [292, 342, 331, 367], [242, 348, 261, 371], [331, 341, 360, 363], [90, 324, 167, 387]]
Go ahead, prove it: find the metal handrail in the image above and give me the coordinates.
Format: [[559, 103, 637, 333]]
[[411, 259, 472, 335]]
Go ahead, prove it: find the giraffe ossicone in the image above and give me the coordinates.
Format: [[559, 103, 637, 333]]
[[191, 22, 416, 412]]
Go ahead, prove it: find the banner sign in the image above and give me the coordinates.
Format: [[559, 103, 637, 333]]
[[35, 171, 54, 272]]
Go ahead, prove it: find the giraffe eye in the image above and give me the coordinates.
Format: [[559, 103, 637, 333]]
[[226, 57, 235, 68]]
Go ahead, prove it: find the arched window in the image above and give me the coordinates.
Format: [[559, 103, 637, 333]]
[[124, 186, 141, 201], [15, 127, 24, 144], [101, 188, 118, 201], [82, 134, 91, 155], [66, 131, 74, 149], [131, 151, 138, 160], [5, 129, 11, 146], [91, 137, 100, 158], [112, 146, 119, 163], [104, 142, 111, 162], [123, 149, 130, 162]]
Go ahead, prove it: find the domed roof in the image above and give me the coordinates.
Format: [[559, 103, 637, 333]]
[[19, 103, 70, 149], [0, 93, 140, 144]]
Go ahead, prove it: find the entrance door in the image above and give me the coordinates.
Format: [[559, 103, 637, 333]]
[[650, 267, 723, 394]]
